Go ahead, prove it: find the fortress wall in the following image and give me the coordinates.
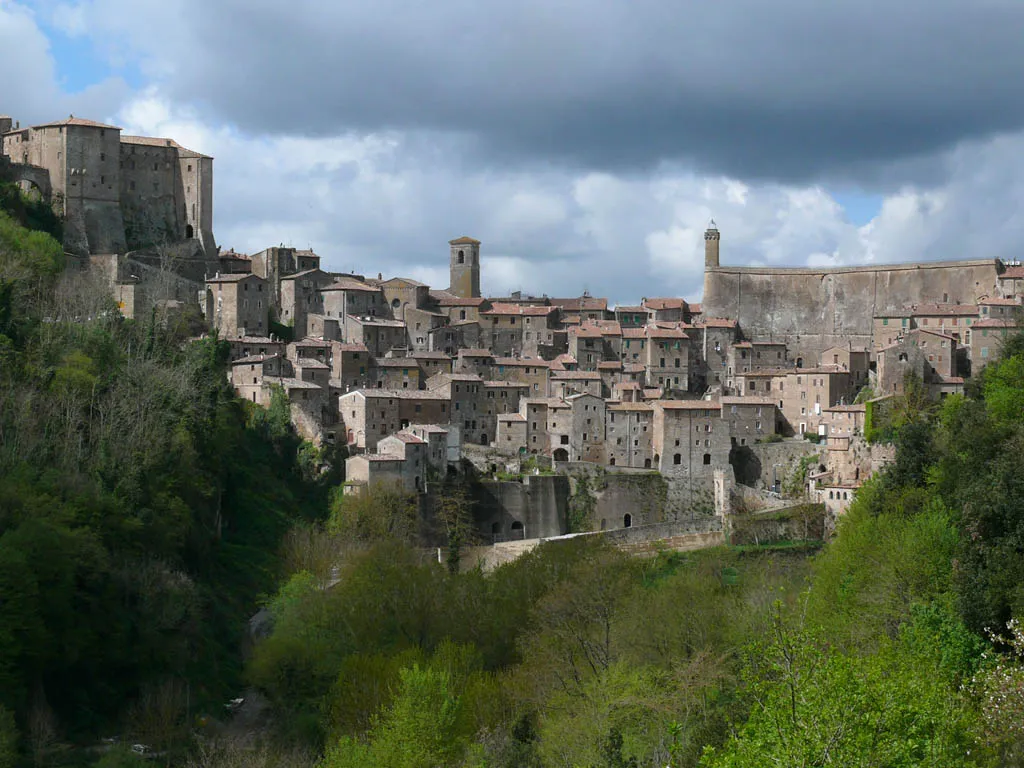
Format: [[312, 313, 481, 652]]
[[703, 260, 1001, 360]]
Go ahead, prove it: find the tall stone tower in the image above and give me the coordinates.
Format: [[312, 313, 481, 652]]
[[449, 236, 481, 298], [704, 220, 720, 268]]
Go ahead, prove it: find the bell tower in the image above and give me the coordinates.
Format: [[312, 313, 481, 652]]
[[704, 220, 720, 269], [449, 236, 481, 298]]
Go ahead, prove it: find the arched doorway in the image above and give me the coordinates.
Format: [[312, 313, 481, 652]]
[[510, 520, 525, 540], [623, 513, 632, 528], [644, 458, 651, 468], [185, 224, 194, 239], [796, 357, 804, 368], [553, 448, 568, 462]]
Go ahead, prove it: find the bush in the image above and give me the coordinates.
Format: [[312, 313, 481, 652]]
[[802, 432, 821, 444]]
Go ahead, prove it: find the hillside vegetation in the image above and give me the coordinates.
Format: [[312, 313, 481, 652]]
[[4, 189, 1024, 766]]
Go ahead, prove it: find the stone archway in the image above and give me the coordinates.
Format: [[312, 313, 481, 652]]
[[553, 448, 569, 462], [9, 163, 52, 200]]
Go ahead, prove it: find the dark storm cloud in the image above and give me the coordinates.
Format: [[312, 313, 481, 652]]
[[91, 0, 1024, 181]]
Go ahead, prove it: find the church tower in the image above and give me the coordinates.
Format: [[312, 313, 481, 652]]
[[704, 220, 720, 268], [449, 236, 481, 298]]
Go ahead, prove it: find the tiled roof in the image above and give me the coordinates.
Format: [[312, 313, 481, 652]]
[[295, 359, 330, 369], [646, 326, 688, 339], [281, 268, 329, 281], [389, 431, 427, 444], [494, 357, 550, 367], [497, 413, 527, 421], [263, 377, 322, 390], [598, 361, 623, 370], [411, 351, 451, 360], [688, 303, 702, 314], [408, 424, 449, 433], [374, 358, 418, 367], [231, 354, 279, 365], [381, 276, 428, 287], [449, 236, 481, 245], [121, 134, 212, 158], [643, 297, 685, 310], [979, 297, 1020, 306], [608, 402, 653, 411], [458, 348, 494, 357], [719, 396, 777, 406], [32, 116, 121, 131], [322, 278, 379, 292], [483, 303, 557, 316], [347, 315, 406, 327], [622, 328, 647, 338], [436, 295, 487, 306], [614, 305, 646, 313], [550, 296, 608, 311], [1000, 266, 1024, 279], [822, 404, 867, 412], [333, 343, 370, 353]]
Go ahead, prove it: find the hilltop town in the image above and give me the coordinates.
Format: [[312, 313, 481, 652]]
[[4, 111, 1023, 549]]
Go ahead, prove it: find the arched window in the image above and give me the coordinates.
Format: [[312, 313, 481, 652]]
[[644, 458, 651, 468], [796, 357, 804, 368], [829, 491, 834, 499], [185, 224, 194, 239], [703, 453, 711, 465], [460, 309, 467, 320], [457, 250, 465, 264], [673, 453, 681, 465], [510, 520, 524, 539], [623, 513, 632, 528]]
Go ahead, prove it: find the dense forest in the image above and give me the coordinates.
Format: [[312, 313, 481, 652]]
[[4, 184, 1024, 766]]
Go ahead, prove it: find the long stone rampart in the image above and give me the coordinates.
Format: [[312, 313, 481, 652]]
[[703, 259, 1002, 360]]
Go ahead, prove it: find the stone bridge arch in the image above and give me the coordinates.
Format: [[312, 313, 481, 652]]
[[8, 163, 52, 200]]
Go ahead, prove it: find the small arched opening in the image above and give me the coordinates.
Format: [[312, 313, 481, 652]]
[[796, 357, 804, 368], [609, 457, 616, 466], [510, 520, 525, 540], [829, 491, 834, 499], [654, 453, 660, 465], [457, 250, 465, 264], [703, 453, 711, 465], [459, 309, 467, 320], [673, 453, 681, 465], [818, 464, 826, 473], [644, 458, 651, 468], [553, 448, 569, 462], [185, 224, 194, 239], [623, 513, 632, 528]]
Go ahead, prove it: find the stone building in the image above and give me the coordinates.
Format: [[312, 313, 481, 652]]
[[339, 390, 403, 451], [205, 273, 269, 338], [1, 115, 215, 258], [280, 268, 333, 338], [605, 403, 654, 468], [449, 236, 481, 299], [371, 357, 422, 390], [406, 424, 450, 476], [651, 401, 731, 496], [719, 397, 777, 445], [970, 318, 1020, 369], [567, 393, 606, 463]]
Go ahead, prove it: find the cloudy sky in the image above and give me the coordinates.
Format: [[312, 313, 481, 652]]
[[4, 0, 1024, 303]]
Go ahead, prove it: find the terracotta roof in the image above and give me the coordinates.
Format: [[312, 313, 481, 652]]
[[643, 297, 685, 310], [333, 343, 370, 353], [554, 353, 577, 364], [230, 335, 280, 344], [572, 325, 603, 338], [363, 455, 404, 463], [436, 295, 487, 306], [281, 268, 329, 281], [550, 296, 608, 311], [483, 303, 557, 316], [449, 236, 481, 245], [374, 358, 418, 368], [646, 326, 688, 339], [615, 305, 646, 313], [498, 413, 526, 421], [458, 348, 494, 357], [979, 297, 1020, 306], [494, 357, 550, 367], [912, 303, 979, 317], [411, 351, 451, 360], [823, 404, 867, 412], [408, 424, 449, 433], [322, 278, 379, 292], [295, 359, 330, 369], [911, 328, 959, 342], [688, 303, 702, 314], [121, 134, 211, 158], [389, 431, 427, 444], [733, 342, 753, 349], [1000, 266, 1024, 279], [623, 363, 646, 373], [616, 381, 642, 389], [263, 376, 322, 390], [292, 338, 331, 347], [622, 328, 647, 338], [32, 116, 121, 131], [381, 276, 428, 287], [598, 361, 623, 370]]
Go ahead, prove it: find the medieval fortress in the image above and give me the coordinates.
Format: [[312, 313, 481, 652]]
[[5, 111, 1023, 548]]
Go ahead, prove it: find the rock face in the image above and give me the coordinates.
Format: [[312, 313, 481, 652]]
[[702, 260, 1001, 360]]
